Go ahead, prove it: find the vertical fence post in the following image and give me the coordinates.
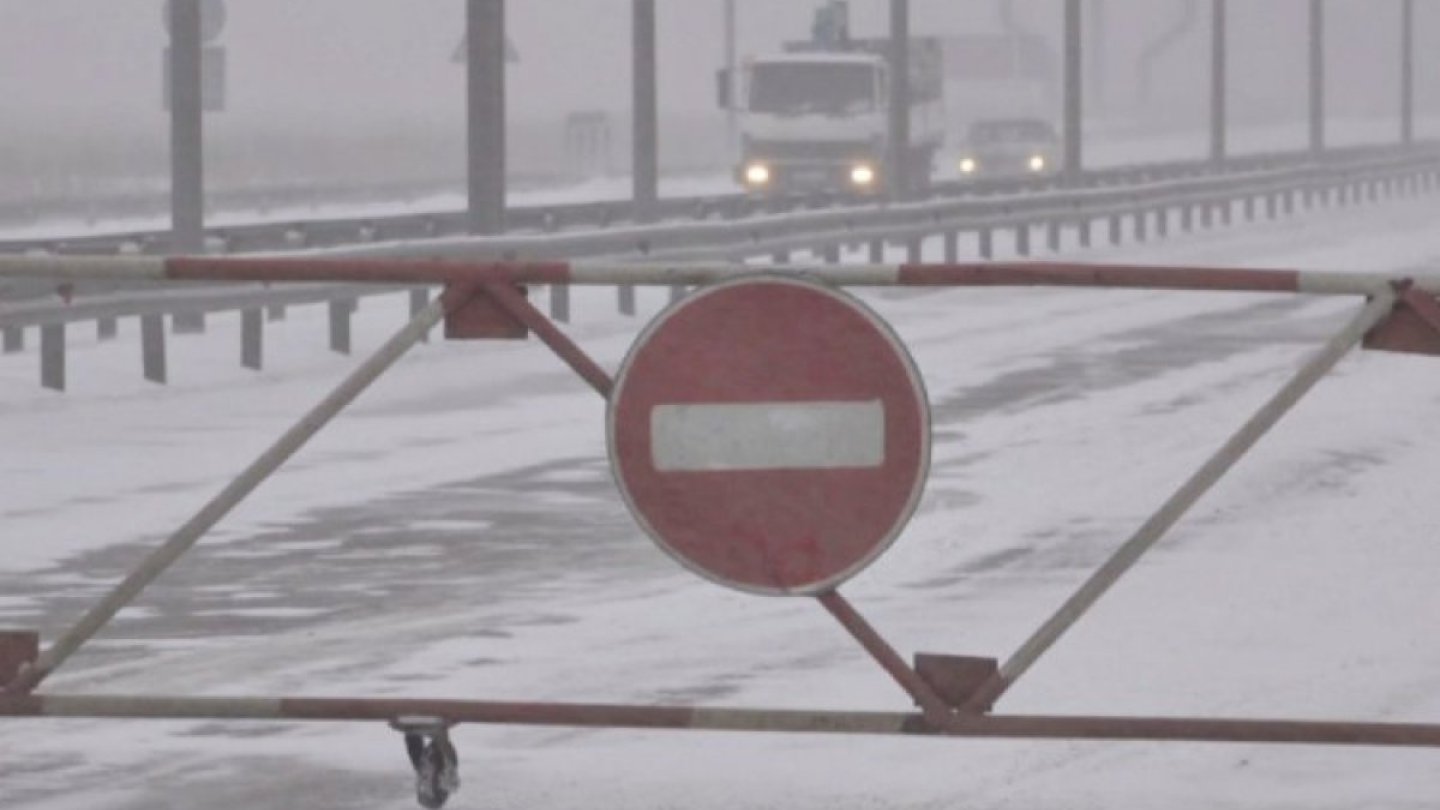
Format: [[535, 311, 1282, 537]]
[[1015, 223, 1031, 256], [942, 231, 959, 263], [979, 228, 994, 259], [409, 287, 432, 341], [241, 308, 262, 371], [329, 298, 353, 355], [40, 323, 65, 392], [142, 314, 167, 384], [3, 327, 23, 354], [97, 318, 118, 341], [550, 284, 571, 322], [618, 285, 637, 316], [868, 238, 885, 263]]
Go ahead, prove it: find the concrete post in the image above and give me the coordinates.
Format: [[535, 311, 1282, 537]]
[[40, 324, 64, 392], [633, 0, 660, 222], [468, 0, 506, 234], [141, 314, 167, 384], [168, 0, 204, 253]]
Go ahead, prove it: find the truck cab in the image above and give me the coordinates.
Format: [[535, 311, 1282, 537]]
[[735, 52, 889, 194]]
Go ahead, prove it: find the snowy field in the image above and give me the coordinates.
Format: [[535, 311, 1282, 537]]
[[5, 193, 1440, 808]]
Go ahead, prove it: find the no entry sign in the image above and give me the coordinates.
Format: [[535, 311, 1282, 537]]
[[608, 276, 930, 595]]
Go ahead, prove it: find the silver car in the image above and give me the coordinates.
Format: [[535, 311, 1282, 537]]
[[957, 118, 1060, 178]]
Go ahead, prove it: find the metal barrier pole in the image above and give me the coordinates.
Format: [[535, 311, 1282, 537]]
[[6, 299, 449, 694], [964, 288, 1398, 712]]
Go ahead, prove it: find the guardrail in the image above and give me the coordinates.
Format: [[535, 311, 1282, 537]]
[[4, 140, 1440, 391]]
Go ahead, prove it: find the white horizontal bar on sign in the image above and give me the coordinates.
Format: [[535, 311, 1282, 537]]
[[651, 400, 885, 472]]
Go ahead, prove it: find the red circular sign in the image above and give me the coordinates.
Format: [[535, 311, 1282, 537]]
[[608, 275, 930, 596]]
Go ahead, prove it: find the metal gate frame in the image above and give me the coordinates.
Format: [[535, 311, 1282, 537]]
[[4, 256, 1440, 750]]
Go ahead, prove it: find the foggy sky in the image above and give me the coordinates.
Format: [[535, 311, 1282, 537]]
[[0, 1, 1431, 141]]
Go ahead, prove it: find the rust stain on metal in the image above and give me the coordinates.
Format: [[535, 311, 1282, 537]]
[[1364, 286, 1440, 356], [440, 282, 530, 340], [914, 653, 1000, 712], [0, 631, 38, 689]]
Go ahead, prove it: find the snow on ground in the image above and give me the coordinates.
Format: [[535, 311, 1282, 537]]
[[4, 192, 1440, 808]]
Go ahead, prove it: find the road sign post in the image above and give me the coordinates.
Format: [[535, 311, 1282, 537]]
[[608, 276, 931, 595]]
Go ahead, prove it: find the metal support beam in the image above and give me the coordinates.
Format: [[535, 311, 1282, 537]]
[[39, 323, 64, 392], [168, 0, 204, 253], [1211, 0, 1227, 163], [467, 0, 506, 235], [1064, 0, 1083, 180], [1309, 0, 1325, 153], [963, 290, 1399, 713], [1402, 0, 1415, 145], [633, 0, 659, 222], [888, 0, 912, 199]]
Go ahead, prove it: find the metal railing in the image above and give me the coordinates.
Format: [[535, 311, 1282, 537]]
[[4, 140, 1440, 391]]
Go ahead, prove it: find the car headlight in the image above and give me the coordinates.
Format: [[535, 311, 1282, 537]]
[[849, 164, 876, 187], [1028, 155, 1047, 172], [744, 163, 771, 185], [959, 157, 977, 174]]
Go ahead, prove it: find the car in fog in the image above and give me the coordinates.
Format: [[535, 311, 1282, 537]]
[[956, 118, 1060, 179]]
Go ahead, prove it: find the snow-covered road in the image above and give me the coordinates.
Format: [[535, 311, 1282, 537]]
[[4, 193, 1440, 809]]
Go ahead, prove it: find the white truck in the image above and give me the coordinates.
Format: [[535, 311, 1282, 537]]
[[718, 4, 945, 195]]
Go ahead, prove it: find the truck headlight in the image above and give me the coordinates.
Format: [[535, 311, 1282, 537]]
[[959, 157, 977, 174], [849, 164, 876, 187], [744, 163, 771, 186], [1028, 155, 1047, 172]]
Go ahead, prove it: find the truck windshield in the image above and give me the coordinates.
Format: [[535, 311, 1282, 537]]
[[749, 62, 877, 116]]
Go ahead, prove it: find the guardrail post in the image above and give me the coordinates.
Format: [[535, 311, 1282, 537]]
[[40, 323, 65, 392], [409, 287, 432, 340], [1133, 210, 1148, 242], [142, 314, 167, 384], [1266, 192, 1279, 219], [1242, 196, 1255, 222], [329, 298, 354, 355], [669, 285, 687, 304], [3, 327, 23, 354], [868, 238, 884, 263], [241, 308, 262, 371], [550, 284, 571, 322], [1199, 204, 1213, 229], [267, 302, 286, 321], [173, 311, 206, 335], [773, 249, 792, 265], [618, 285, 637, 316], [1046, 220, 1062, 252], [1015, 223, 1031, 256], [97, 317, 118, 341], [1180, 204, 1194, 231], [1218, 199, 1232, 226], [904, 238, 922, 263], [1107, 214, 1122, 245], [979, 228, 994, 259], [823, 243, 843, 265], [1155, 207, 1169, 238], [942, 231, 958, 264]]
